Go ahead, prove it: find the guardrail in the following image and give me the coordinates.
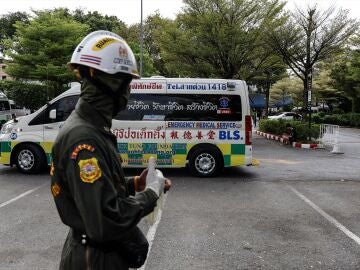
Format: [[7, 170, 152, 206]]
[[319, 124, 339, 146], [319, 124, 343, 154]]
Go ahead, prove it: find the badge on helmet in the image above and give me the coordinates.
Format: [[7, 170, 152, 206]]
[[69, 30, 140, 79]]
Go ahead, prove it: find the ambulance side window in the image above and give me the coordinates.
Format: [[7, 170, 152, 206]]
[[166, 94, 242, 121], [29, 95, 79, 125], [114, 94, 242, 121], [115, 94, 165, 121]]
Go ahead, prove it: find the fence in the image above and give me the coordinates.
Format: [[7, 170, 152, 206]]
[[319, 124, 340, 146], [319, 124, 343, 153]]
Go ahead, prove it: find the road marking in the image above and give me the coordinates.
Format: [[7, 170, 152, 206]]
[[289, 185, 360, 245], [138, 193, 168, 270], [0, 182, 48, 209]]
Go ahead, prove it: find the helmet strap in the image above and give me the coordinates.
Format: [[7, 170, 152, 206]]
[[89, 68, 95, 78]]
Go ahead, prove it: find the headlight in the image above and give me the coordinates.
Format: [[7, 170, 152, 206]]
[[1, 122, 15, 134]]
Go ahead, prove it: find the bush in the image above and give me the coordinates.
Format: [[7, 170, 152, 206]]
[[0, 80, 48, 111], [258, 119, 320, 142], [258, 119, 287, 135], [312, 114, 321, 124], [301, 113, 360, 127], [333, 108, 345, 114], [320, 113, 360, 127]]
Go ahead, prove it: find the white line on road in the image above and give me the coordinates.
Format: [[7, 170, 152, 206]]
[[138, 193, 168, 270], [289, 185, 360, 245], [0, 182, 48, 209]]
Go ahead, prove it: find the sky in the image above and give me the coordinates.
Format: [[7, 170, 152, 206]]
[[0, 0, 359, 25], [0, 0, 185, 25]]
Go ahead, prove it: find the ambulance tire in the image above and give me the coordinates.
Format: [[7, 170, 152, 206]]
[[189, 146, 223, 177], [15, 144, 47, 174]]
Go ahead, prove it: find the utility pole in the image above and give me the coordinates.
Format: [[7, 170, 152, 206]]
[[140, 0, 143, 77], [307, 69, 312, 130], [305, 9, 315, 139]]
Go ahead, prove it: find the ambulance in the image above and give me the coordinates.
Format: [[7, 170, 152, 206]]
[[0, 77, 252, 177]]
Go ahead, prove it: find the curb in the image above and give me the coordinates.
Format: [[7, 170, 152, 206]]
[[255, 130, 324, 149]]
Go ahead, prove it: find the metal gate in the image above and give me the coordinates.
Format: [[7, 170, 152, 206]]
[[319, 124, 340, 146]]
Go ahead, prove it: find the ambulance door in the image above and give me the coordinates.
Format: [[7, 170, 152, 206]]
[[43, 94, 79, 148]]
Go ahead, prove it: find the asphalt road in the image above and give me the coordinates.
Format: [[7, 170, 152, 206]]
[[0, 127, 359, 270]]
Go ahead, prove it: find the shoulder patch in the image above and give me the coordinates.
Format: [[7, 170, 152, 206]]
[[71, 144, 95, 159], [78, 157, 102, 183]]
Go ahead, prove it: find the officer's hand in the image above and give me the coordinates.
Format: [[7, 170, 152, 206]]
[[135, 169, 148, 192]]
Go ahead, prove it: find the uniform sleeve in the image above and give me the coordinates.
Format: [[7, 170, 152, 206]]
[[125, 177, 136, 195], [63, 140, 158, 243]]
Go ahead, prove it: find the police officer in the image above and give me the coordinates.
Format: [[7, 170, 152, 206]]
[[50, 31, 171, 270]]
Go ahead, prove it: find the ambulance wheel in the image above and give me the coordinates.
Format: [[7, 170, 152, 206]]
[[189, 146, 223, 177], [15, 144, 47, 174]]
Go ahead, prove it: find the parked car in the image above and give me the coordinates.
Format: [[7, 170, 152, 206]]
[[268, 112, 302, 121]]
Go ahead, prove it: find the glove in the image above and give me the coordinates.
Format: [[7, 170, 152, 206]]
[[145, 157, 165, 197]]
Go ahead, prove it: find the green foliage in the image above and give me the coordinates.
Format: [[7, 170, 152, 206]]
[[313, 113, 360, 127], [259, 119, 287, 135], [311, 114, 321, 124], [3, 10, 89, 98], [332, 107, 345, 114], [270, 76, 303, 106], [0, 11, 29, 53], [312, 63, 339, 105], [159, 0, 286, 79], [0, 80, 48, 111], [331, 42, 360, 113], [128, 42, 158, 77], [142, 13, 173, 76], [267, 5, 359, 111], [72, 8, 126, 32], [259, 119, 320, 141]]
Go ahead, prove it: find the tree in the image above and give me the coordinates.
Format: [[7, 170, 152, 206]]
[[121, 13, 175, 76], [270, 76, 303, 107], [331, 37, 360, 113], [0, 12, 29, 54], [0, 80, 47, 111], [72, 8, 127, 33], [128, 41, 158, 77], [312, 63, 338, 107], [267, 5, 359, 115], [249, 55, 286, 117], [3, 9, 89, 98], [158, 0, 286, 79], [142, 13, 173, 76]]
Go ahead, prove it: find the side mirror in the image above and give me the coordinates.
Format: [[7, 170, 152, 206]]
[[49, 109, 57, 120]]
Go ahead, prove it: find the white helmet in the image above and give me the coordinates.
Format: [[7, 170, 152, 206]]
[[69, 30, 140, 78]]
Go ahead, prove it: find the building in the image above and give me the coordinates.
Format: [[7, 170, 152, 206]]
[[0, 57, 12, 81]]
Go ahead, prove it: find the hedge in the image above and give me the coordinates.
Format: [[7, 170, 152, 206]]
[[312, 113, 360, 127], [258, 119, 320, 142], [0, 80, 49, 111]]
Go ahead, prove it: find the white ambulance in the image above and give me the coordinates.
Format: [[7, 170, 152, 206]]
[[0, 78, 252, 177]]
